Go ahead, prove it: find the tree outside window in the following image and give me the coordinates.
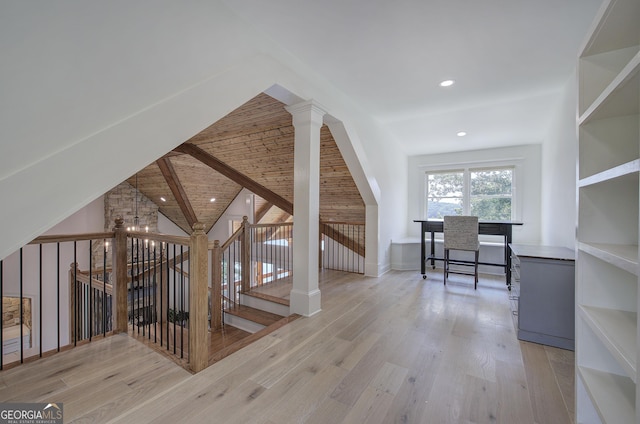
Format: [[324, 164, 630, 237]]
[[426, 171, 464, 218], [426, 167, 513, 221]]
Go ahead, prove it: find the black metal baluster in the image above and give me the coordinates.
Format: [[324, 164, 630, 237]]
[[136, 237, 140, 335], [166, 243, 169, 351], [173, 244, 176, 354], [89, 240, 92, 341], [234, 237, 237, 296], [339, 224, 343, 271], [289, 225, 292, 276], [130, 236, 133, 328], [348, 224, 352, 272], [19, 248, 23, 363], [153, 242, 157, 344], [144, 240, 151, 340], [39, 244, 42, 357], [57, 243, 60, 351], [103, 240, 107, 337], [358, 225, 362, 273], [180, 245, 184, 359], [141, 239, 145, 338], [1, 258, 4, 369], [73, 242, 77, 345]]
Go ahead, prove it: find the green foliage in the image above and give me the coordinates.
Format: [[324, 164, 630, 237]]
[[471, 198, 512, 221], [427, 169, 512, 220], [168, 308, 189, 324], [471, 170, 512, 196], [427, 172, 463, 197]]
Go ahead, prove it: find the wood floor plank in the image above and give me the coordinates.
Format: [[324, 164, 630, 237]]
[[304, 397, 351, 424], [0, 271, 574, 424], [341, 386, 395, 424], [330, 328, 407, 407], [545, 345, 576, 422], [334, 329, 381, 371], [369, 362, 409, 395], [75, 366, 190, 423], [382, 342, 444, 423], [261, 364, 348, 423], [495, 359, 536, 424], [521, 340, 573, 424]]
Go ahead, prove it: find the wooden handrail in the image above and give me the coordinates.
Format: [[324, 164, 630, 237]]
[[74, 273, 113, 295], [219, 227, 244, 251], [320, 221, 365, 226], [249, 222, 294, 229], [127, 231, 190, 246], [30, 232, 115, 244]]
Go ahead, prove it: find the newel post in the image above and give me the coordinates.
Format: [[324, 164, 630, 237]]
[[189, 222, 209, 373], [241, 216, 251, 293], [211, 240, 222, 331], [112, 217, 129, 333]]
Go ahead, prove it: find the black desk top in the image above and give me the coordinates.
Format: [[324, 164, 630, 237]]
[[414, 219, 523, 225]]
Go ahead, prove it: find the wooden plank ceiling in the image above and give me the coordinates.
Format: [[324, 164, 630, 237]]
[[126, 93, 365, 235]]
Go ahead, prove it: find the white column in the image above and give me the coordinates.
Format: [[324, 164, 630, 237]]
[[286, 100, 326, 317]]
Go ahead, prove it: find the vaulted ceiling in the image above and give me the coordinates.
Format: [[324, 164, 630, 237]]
[[125, 93, 365, 234], [222, 0, 603, 155]]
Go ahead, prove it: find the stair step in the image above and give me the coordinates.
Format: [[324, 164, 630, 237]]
[[240, 293, 290, 317], [244, 291, 290, 306], [224, 304, 284, 327]]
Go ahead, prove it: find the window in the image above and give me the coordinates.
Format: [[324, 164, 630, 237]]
[[426, 167, 514, 221]]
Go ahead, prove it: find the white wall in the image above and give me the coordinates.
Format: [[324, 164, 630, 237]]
[[1, 196, 105, 357], [0, 1, 406, 275], [407, 145, 542, 244], [158, 214, 189, 238], [207, 189, 255, 244], [541, 74, 578, 249]]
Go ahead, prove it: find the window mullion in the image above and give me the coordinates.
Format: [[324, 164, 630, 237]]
[[463, 169, 471, 215]]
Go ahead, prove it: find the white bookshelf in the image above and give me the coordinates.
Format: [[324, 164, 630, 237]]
[[576, 0, 640, 422]]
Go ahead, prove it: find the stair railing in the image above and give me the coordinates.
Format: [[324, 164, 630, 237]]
[[209, 217, 294, 329], [0, 231, 114, 370], [320, 221, 365, 274], [120, 219, 209, 373]]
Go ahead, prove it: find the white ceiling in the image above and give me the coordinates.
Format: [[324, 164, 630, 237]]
[[222, 0, 603, 156]]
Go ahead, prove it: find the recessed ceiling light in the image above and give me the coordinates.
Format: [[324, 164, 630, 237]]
[[210, 198, 216, 203], [457, 131, 467, 137], [160, 197, 166, 202], [439, 79, 455, 87]]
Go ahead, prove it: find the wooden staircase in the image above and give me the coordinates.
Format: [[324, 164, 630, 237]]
[[224, 304, 285, 332], [210, 293, 298, 365], [223, 290, 291, 333]]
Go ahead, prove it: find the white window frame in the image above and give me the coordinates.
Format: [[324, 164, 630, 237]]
[[420, 158, 522, 222]]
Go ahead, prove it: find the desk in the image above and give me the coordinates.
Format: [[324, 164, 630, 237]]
[[414, 220, 523, 287]]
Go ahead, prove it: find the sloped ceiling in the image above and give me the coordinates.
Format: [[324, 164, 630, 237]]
[[126, 93, 365, 234], [222, 0, 603, 155]]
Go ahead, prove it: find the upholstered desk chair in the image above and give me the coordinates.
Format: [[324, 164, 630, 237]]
[[443, 215, 480, 289]]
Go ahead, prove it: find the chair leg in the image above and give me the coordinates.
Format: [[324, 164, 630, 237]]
[[443, 249, 448, 285], [474, 250, 479, 290]]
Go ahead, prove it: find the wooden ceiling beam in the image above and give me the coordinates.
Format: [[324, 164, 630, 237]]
[[156, 157, 198, 230], [174, 143, 294, 215], [255, 201, 274, 223]]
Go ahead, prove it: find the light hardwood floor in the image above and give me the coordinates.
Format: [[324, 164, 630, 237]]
[[0, 270, 574, 423]]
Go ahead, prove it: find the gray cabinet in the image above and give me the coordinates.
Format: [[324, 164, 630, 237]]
[[510, 244, 575, 350]]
